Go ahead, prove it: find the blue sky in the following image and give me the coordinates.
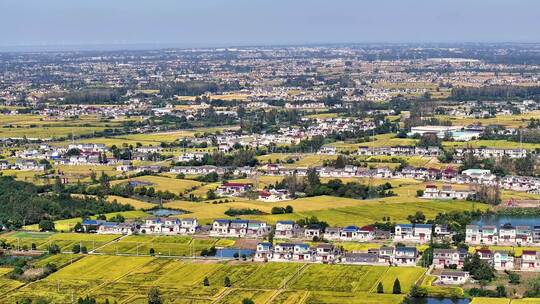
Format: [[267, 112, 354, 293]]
[[0, 0, 538, 48]]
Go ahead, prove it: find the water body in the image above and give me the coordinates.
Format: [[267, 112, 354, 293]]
[[409, 298, 470, 304], [215, 248, 255, 259], [473, 215, 540, 227], [147, 209, 185, 217]]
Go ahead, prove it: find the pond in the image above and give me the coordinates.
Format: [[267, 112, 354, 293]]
[[473, 214, 540, 227], [147, 209, 185, 217], [408, 298, 470, 304], [215, 248, 255, 259]]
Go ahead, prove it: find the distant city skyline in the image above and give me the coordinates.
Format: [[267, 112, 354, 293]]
[[1, 0, 539, 51]]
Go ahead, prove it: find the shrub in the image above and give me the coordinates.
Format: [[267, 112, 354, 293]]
[[392, 278, 401, 294], [377, 282, 384, 293]]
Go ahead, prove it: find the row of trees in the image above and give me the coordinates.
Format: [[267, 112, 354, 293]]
[[0, 176, 133, 229], [275, 168, 395, 200]]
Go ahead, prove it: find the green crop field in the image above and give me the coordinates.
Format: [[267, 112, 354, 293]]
[[70, 126, 240, 147], [436, 110, 540, 129], [377, 267, 425, 294], [0, 114, 134, 140], [0, 232, 120, 253], [3, 256, 425, 304], [94, 235, 235, 257], [290, 264, 387, 292]]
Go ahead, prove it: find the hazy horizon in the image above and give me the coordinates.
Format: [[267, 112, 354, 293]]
[[1, 0, 539, 51]]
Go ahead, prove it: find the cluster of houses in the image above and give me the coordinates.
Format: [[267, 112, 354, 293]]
[[454, 147, 528, 160], [466, 224, 540, 246], [82, 217, 200, 235], [421, 184, 474, 200], [254, 242, 421, 266], [76, 217, 540, 281], [356, 145, 441, 157], [355, 145, 527, 161], [85, 216, 439, 245], [1, 159, 46, 171], [434, 247, 540, 272]]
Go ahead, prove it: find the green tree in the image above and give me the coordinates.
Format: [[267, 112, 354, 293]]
[[77, 296, 97, 304], [242, 299, 255, 304], [377, 282, 384, 293], [38, 219, 55, 232], [392, 278, 401, 294], [507, 271, 520, 284], [224, 276, 231, 287], [47, 243, 61, 254], [284, 205, 293, 213], [306, 167, 320, 188], [72, 244, 81, 254], [334, 155, 348, 169], [496, 285, 507, 297], [207, 189, 217, 200], [147, 287, 162, 304], [73, 222, 83, 232], [525, 274, 540, 297], [515, 153, 536, 176], [407, 211, 426, 224]]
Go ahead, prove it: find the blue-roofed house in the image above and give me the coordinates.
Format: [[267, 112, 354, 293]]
[[255, 242, 274, 261], [81, 219, 107, 232], [293, 243, 313, 262]]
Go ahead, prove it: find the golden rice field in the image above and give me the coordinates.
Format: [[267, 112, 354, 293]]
[[2, 255, 425, 304], [111, 175, 203, 195]]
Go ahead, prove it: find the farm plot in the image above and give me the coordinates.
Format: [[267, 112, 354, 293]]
[[4, 256, 428, 304], [219, 289, 274, 304], [32, 253, 82, 268], [270, 290, 308, 304], [0, 268, 24, 294], [241, 263, 300, 289], [106, 259, 224, 299], [305, 291, 405, 304], [377, 267, 426, 294], [112, 175, 203, 195], [7, 277, 100, 303], [289, 264, 387, 292], [470, 298, 510, 304], [48, 255, 152, 281], [1, 232, 120, 253], [6, 256, 153, 303], [206, 263, 260, 287], [95, 235, 233, 257]]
